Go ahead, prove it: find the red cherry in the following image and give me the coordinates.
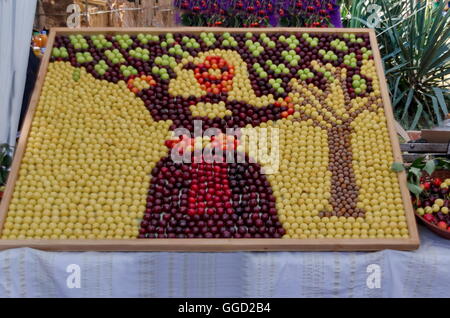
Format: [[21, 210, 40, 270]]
[[438, 221, 447, 230], [424, 214, 435, 222], [197, 208, 205, 215]]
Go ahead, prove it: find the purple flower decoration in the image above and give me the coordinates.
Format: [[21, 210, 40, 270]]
[[175, 0, 342, 27]]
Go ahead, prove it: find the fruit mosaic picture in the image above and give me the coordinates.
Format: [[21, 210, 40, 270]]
[[0, 29, 419, 250]]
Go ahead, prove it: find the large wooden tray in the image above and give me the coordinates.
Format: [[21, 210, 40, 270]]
[[0, 27, 420, 251]]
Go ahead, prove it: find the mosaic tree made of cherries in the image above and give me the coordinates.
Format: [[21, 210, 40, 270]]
[[48, 31, 381, 239]]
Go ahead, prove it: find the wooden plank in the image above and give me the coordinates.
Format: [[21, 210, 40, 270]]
[[0, 28, 419, 251], [0, 238, 419, 252], [421, 129, 450, 143], [0, 29, 56, 234], [400, 143, 448, 153], [368, 29, 420, 248]]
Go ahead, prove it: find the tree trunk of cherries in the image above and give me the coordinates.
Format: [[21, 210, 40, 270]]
[[321, 125, 365, 219]]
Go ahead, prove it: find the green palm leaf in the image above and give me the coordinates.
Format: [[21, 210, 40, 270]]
[[346, 0, 450, 129]]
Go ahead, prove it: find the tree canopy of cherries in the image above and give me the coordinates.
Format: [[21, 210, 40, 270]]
[[51, 31, 374, 133]]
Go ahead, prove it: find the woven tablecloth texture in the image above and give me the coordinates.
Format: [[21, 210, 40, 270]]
[[0, 226, 448, 297]]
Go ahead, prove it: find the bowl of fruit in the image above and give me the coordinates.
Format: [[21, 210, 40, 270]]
[[399, 157, 450, 239], [413, 172, 450, 239]]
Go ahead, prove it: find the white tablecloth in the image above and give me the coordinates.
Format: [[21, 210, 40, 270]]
[[0, 226, 448, 297]]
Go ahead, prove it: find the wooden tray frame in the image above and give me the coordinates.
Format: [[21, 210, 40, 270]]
[[0, 27, 419, 251]]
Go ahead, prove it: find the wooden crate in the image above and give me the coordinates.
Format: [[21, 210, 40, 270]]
[[401, 142, 450, 163], [0, 27, 420, 251]]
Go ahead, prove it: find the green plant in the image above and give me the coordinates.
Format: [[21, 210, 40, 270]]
[[340, 0, 371, 28], [392, 157, 450, 196], [342, 0, 450, 129], [381, 0, 450, 129], [0, 144, 13, 188]]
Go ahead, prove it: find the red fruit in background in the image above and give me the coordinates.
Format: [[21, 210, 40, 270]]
[[424, 214, 435, 222], [421, 182, 431, 190], [416, 199, 422, 207], [438, 221, 447, 230], [433, 178, 442, 187]]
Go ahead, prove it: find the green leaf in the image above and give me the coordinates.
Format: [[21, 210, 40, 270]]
[[393, 88, 408, 108], [410, 156, 425, 168], [385, 62, 410, 75], [391, 162, 405, 172], [279, 16, 290, 27], [401, 88, 414, 121], [427, 47, 450, 72], [432, 87, 449, 117], [382, 48, 402, 62], [435, 157, 450, 171], [351, 17, 373, 28], [411, 97, 423, 129], [391, 75, 402, 105], [424, 159, 436, 175], [1, 153, 11, 167], [428, 95, 441, 125], [407, 183, 423, 196], [181, 13, 193, 26], [409, 166, 422, 179]]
